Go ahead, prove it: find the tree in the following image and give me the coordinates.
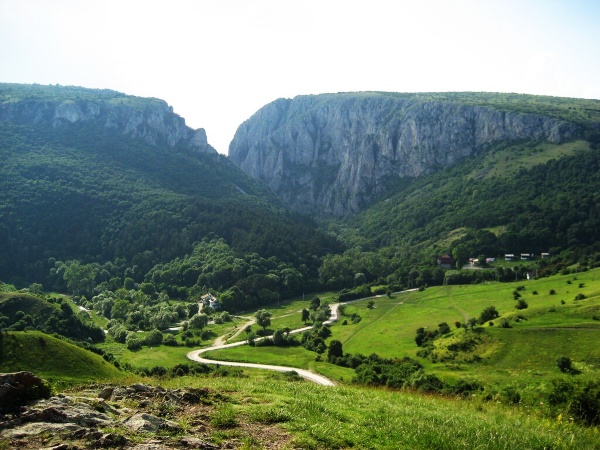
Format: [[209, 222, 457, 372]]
[[367, 300, 375, 309], [189, 313, 209, 330], [63, 261, 97, 296], [452, 244, 470, 269], [309, 296, 321, 311], [111, 299, 130, 321], [139, 282, 156, 296], [354, 272, 367, 286], [126, 333, 142, 350], [124, 277, 135, 290], [301, 308, 310, 324], [28, 283, 44, 295], [478, 306, 499, 324], [438, 322, 451, 335], [188, 303, 199, 318], [145, 329, 163, 346], [327, 340, 343, 361], [110, 325, 128, 343], [255, 309, 272, 331], [272, 328, 286, 346]]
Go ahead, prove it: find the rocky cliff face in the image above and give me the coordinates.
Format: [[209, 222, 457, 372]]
[[0, 84, 216, 154], [229, 93, 578, 216]]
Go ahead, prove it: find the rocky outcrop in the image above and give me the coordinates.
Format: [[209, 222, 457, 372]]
[[0, 371, 51, 407], [0, 383, 261, 449], [0, 83, 216, 154], [229, 93, 579, 216]]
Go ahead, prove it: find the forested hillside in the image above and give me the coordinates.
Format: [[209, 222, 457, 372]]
[[319, 138, 600, 290], [0, 84, 341, 300]]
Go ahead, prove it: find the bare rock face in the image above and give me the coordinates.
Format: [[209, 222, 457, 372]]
[[122, 412, 181, 433], [229, 93, 578, 216], [0, 83, 216, 154], [0, 371, 51, 407]]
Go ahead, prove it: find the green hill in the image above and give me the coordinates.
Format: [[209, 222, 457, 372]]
[[321, 136, 600, 291], [0, 292, 104, 342], [0, 331, 126, 386]]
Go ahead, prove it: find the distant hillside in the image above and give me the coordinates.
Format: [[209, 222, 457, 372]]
[[0, 292, 104, 342], [345, 138, 600, 259], [0, 331, 124, 385], [0, 83, 341, 287], [230, 91, 599, 216]]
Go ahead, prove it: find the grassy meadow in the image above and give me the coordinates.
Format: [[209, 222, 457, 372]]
[[158, 375, 600, 449], [203, 268, 600, 390]]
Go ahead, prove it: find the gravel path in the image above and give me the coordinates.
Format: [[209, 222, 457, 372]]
[[187, 290, 415, 386]]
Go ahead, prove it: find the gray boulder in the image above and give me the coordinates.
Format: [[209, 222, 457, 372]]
[[0, 371, 51, 407]]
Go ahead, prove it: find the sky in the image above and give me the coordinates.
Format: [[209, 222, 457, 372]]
[[1, 0, 599, 154]]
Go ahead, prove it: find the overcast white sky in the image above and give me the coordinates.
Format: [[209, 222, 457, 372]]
[[1, 0, 599, 154]]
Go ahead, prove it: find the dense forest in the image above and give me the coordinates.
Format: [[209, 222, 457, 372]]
[[0, 84, 341, 309], [2, 84, 600, 316]]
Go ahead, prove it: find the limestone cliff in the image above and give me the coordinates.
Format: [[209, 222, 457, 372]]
[[229, 92, 579, 216], [0, 83, 216, 154]]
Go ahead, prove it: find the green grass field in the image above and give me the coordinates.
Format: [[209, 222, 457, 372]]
[[159, 375, 600, 449], [201, 268, 600, 390]]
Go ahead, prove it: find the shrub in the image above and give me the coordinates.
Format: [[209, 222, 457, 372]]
[[144, 329, 163, 346], [478, 306, 499, 324], [557, 356, 573, 373], [163, 334, 178, 346], [502, 386, 521, 405], [515, 299, 528, 310], [125, 334, 142, 351], [571, 381, 600, 426], [547, 379, 600, 426]]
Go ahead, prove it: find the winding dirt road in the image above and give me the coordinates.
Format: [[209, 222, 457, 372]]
[[187, 292, 413, 386]]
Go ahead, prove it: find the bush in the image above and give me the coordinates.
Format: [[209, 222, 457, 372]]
[[144, 329, 163, 346], [502, 386, 521, 405], [515, 299, 529, 310], [125, 334, 142, 351], [557, 356, 573, 373], [571, 381, 600, 426], [478, 306, 499, 324], [163, 334, 178, 346], [547, 379, 600, 426]]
